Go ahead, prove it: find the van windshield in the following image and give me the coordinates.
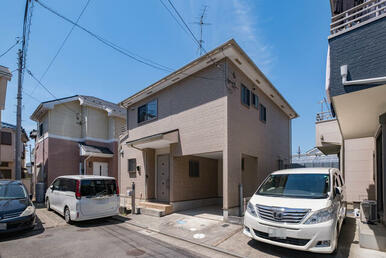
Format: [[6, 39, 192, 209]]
[[80, 179, 117, 197], [256, 174, 330, 199]]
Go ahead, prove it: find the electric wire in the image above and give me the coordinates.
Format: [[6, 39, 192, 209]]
[[0, 38, 21, 59], [30, 0, 92, 95]]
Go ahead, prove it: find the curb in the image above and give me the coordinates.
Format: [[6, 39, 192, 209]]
[[112, 215, 243, 258]]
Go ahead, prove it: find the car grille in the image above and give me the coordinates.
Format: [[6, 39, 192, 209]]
[[253, 229, 310, 246], [2, 211, 22, 220], [256, 205, 310, 224]]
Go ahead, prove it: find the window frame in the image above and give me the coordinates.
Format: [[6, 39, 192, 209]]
[[189, 160, 200, 178], [128, 159, 137, 173], [260, 104, 267, 123], [252, 93, 259, 109], [0, 132, 12, 145], [240, 84, 250, 108], [137, 99, 158, 124]]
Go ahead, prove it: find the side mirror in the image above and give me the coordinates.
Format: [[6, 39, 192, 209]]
[[334, 187, 342, 196], [49, 185, 54, 191]]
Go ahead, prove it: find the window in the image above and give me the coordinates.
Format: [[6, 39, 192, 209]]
[[260, 104, 267, 123], [189, 160, 199, 177], [278, 159, 284, 170], [39, 123, 44, 137], [0, 132, 12, 145], [252, 93, 259, 109], [241, 158, 245, 171], [80, 179, 117, 197], [241, 84, 250, 107], [128, 159, 136, 172], [0, 162, 9, 167], [0, 170, 12, 179], [61, 179, 76, 192], [137, 99, 157, 123], [52, 179, 61, 191]]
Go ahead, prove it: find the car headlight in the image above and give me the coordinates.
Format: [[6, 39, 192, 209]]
[[304, 205, 336, 224], [247, 202, 257, 217], [20, 205, 35, 217]]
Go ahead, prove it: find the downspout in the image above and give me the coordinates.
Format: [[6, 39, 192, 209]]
[[340, 65, 386, 86]]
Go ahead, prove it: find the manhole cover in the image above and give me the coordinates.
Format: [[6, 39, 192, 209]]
[[126, 248, 145, 256], [193, 233, 205, 239]]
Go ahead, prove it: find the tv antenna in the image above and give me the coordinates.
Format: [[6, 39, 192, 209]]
[[194, 6, 210, 56]]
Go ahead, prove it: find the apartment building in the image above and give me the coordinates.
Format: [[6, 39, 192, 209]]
[[30, 95, 126, 188], [316, 0, 386, 224], [0, 122, 29, 179], [119, 39, 298, 219]]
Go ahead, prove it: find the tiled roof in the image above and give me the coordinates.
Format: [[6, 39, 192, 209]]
[[79, 143, 113, 154]]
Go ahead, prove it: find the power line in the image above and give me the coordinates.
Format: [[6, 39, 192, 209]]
[[34, 0, 223, 82], [35, 0, 173, 73], [30, 0, 92, 95], [0, 38, 21, 59], [158, 0, 191, 39], [165, 0, 222, 70], [26, 69, 80, 116]]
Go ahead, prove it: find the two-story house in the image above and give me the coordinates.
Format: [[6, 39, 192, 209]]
[[119, 39, 298, 219], [0, 122, 29, 179], [30, 95, 126, 189], [316, 0, 386, 225]]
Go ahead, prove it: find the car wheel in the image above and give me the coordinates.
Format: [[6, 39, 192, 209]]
[[46, 198, 52, 211], [64, 207, 72, 224]]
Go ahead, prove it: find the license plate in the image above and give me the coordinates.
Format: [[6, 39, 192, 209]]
[[0, 223, 7, 230], [268, 227, 287, 239]]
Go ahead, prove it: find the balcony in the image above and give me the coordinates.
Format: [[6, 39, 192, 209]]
[[330, 0, 386, 37], [315, 110, 342, 155]]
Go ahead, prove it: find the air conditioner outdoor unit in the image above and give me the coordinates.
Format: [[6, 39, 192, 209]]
[[360, 200, 377, 224]]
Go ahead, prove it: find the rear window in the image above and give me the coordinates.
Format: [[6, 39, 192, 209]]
[[80, 179, 117, 197]]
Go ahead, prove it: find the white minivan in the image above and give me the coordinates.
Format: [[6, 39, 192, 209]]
[[244, 168, 346, 254], [45, 175, 119, 223]]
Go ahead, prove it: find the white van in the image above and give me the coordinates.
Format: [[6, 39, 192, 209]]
[[45, 175, 119, 223], [244, 168, 346, 254]]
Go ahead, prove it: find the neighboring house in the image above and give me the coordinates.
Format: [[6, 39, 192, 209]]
[[291, 147, 339, 168], [317, 0, 386, 224], [30, 95, 126, 189], [119, 39, 298, 219], [0, 122, 29, 179], [0, 65, 12, 126]]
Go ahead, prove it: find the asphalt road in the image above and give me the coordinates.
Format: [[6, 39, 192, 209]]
[[0, 218, 207, 258]]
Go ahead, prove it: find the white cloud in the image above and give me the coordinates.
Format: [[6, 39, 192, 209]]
[[230, 0, 275, 75]]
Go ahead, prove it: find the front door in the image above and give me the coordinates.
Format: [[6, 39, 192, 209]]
[[93, 162, 109, 176], [157, 155, 170, 202]]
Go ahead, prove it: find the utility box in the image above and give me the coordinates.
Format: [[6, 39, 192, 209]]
[[360, 200, 377, 224]]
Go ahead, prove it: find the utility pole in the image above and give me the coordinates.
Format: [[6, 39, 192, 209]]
[[15, 49, 23, 180]]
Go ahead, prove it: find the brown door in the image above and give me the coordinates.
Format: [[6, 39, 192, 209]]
[[157, 155, 170, 202]]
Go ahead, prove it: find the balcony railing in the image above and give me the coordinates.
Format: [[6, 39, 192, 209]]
[[331, 0, 386, 36], [316, 111, 334, 122]]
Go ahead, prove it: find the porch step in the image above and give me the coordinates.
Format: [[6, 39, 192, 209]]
[[138, 201, 173, 215], [140, 207, 165, 217]]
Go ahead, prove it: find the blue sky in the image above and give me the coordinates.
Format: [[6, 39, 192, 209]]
[[0, 0, 330, 154]]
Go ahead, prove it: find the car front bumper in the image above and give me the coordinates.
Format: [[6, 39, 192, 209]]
[[0, 214, 36, 234], [243, 211, 336, 254]]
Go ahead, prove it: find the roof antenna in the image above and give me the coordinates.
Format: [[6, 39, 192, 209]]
[[194, 6, 210, 56]]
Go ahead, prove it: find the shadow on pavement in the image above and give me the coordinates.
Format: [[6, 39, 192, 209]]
[[0, 216, 45, 242], [247, 217, 357, 258], [71, 215, 131, 228]]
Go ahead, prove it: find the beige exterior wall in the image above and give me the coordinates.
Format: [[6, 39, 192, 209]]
[[316, 119, 342, 147], [120, 58, 292, 216], [344, 137, 375, 202], [86, 106, 108, 139], [172, 155, 218, 202], [48, 101, 82, 138], [225, 60, 291, 212]]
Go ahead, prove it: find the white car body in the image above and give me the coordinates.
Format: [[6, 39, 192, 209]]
[[45, 175, 119, 222], [244, 168, 346, 254]]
